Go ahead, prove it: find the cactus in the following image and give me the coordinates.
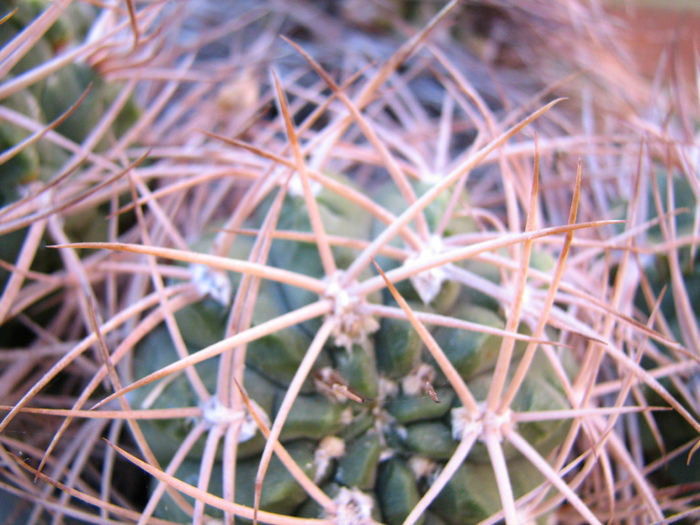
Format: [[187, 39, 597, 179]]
[[0, 0, 138, 205], [1, 1, 700, 525], [0, 0, 141, 354], [123, 163, 581, 524]]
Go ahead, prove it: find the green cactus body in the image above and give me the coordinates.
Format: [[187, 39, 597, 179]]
[[154, 440, 319, 523], [631, 171, 700, 489], [133, 172, 573, 524], [377, 458, 424, 525], [0, 0, 140, 205], [1, 15, 137, 244], [0, 1, 142, 350]]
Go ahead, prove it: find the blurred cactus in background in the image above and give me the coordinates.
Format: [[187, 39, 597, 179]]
[[1, 1, 699, 524], [0, 1, 139, 204]]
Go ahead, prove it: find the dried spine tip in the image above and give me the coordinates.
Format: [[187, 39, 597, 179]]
[[315, 367, 368, 403], [424, 381, 440, 403], [401, 363, 437, 396]]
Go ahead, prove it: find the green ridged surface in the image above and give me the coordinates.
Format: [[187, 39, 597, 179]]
[[134, 174, 573, 523], [0, 0, 140, 206], [0, 1, 142, 353]]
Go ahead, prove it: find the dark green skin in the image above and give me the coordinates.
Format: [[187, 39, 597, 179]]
[[133, 178, 572, 523]]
